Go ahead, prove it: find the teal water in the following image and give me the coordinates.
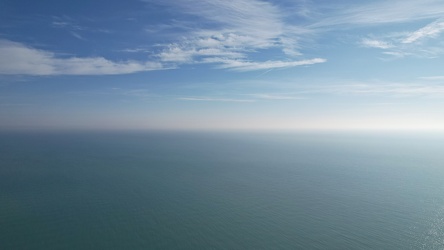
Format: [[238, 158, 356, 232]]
[[1, 131, 444, 249]]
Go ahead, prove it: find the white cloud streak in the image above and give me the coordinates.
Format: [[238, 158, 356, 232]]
[[402, 19, 444, 43], [178, 97, 255, 102], [156, 0, 284, 40], [361, 38, 392, 49], [360, 18, 444, 58], [313, 0, 444, 28], [241, 78, 444, 98], [175, 80, 444, 104], [246, 93, 304, 100], [204, 58, 326, 71], [308, 82, 444, 97], [419, 76, 444, 81], [142, 0, 324, 71], [305, 0, 444, 59], [1, 0, 327, 75], [11, 1, 444, 74], [0, 40, 164, 75]]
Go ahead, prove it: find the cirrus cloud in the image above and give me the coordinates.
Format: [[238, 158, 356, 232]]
[[0, 40, 165, 75]]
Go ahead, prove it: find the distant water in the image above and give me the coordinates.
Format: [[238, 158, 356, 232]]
[[1, 131, 444, 249]]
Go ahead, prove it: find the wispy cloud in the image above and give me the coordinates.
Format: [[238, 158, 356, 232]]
[[240, 78, 444, 98], [141, 0, 324, 71], [70, 32, 86, 41], [402, 19, 444, 43], [119, 48, 152, 53], [0, 40, 165, 75], [145, 0, 444, 68], [313, 0, 444, 28], [178, 97, 255, 102], [157, 0, 285, 39], [51, 16, 113, 40], [360, 38, 393, 49], [1, 0, 327, 75], [419, 76, 444, 80], [121, 89, 152, 98], [245, 93, 304, 100], [360, 18, 444, 58], [309, 82, 444, 97], [52, 17, 88, 40], [175, 80, 444, 105], [204, 58, 326, 71], [305, 0, 444, 59]]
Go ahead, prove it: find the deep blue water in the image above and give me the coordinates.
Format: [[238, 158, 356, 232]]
[[1, 131, 444, 249]]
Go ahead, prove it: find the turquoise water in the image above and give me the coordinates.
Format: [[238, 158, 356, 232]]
[[1, 131, 444, 249]]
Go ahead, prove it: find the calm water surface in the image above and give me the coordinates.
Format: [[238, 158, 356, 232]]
[[1, 131, 444, 249]]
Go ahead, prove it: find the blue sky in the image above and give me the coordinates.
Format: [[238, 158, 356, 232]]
[[1, 0, 444, 131]]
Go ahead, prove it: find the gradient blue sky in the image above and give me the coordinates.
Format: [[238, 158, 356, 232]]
[[1, 0, 444, 131]]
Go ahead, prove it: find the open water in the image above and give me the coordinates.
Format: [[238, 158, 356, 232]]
[[1, 131, 444, 249]]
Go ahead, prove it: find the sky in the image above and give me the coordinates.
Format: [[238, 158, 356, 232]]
[[1, 0, 444, 131]]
